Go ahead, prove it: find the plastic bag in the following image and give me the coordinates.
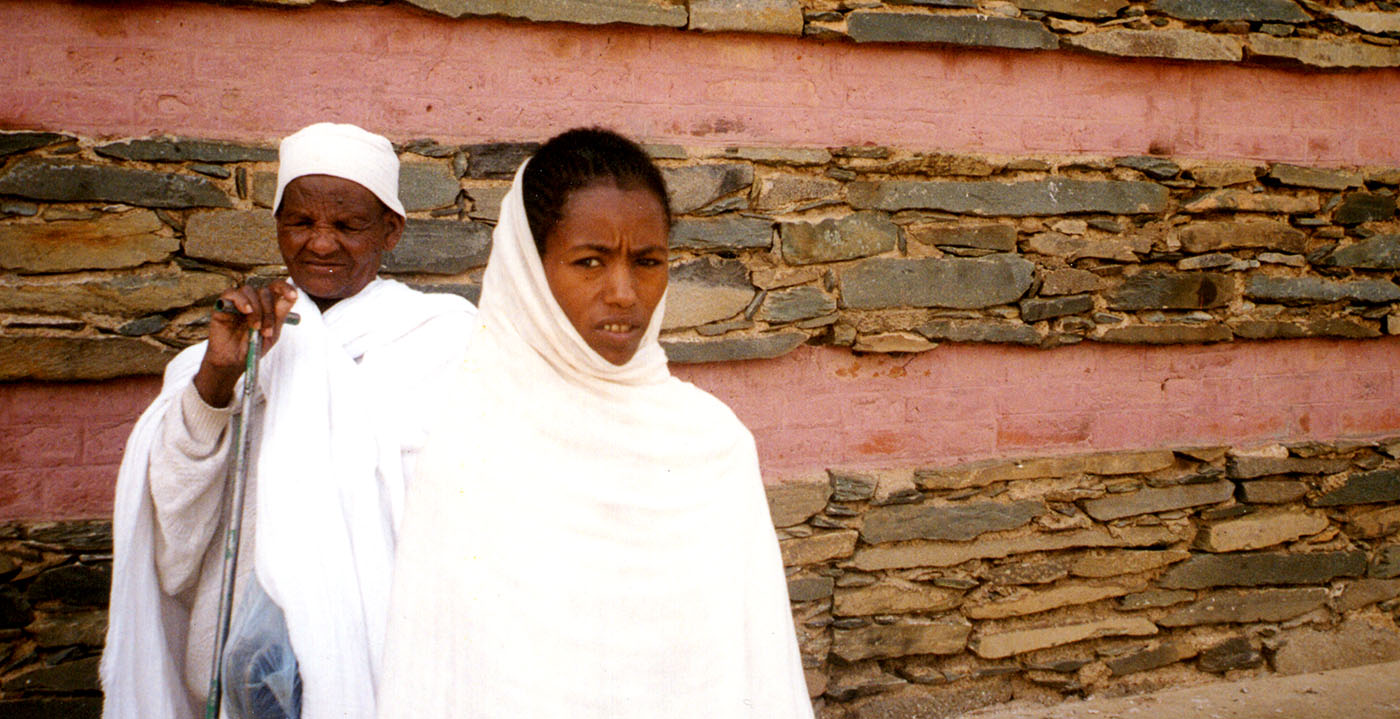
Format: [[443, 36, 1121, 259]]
[[221, 577, 303, 719]]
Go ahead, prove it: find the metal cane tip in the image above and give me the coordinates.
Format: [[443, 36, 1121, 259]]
[[213, 299, 301, 325]]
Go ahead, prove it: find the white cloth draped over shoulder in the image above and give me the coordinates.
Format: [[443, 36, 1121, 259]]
[[102, 278, 476, 719], [377, 163, 814, 719]]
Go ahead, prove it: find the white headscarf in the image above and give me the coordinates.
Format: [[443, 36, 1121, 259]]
[[274, 122, 406, 218], [377, 161, 813, 719]]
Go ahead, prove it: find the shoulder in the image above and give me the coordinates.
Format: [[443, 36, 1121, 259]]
[[663, 376, 756, 448]]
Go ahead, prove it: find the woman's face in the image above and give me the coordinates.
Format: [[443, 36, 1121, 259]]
[[540, 182, 670, 366]]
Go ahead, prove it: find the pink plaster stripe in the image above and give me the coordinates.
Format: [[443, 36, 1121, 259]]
[[673, 337, 1400, 478], [4, 1, 1399, 165]]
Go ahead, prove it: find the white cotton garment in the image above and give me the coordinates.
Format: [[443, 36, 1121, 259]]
[[377, 163, 814, 719], [103, 278, 476, 719]]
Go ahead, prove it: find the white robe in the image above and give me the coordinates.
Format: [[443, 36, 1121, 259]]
[[377, 164, 813, 718], [102, 278, 476, 719]]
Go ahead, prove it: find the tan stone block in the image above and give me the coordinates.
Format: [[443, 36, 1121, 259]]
[[1183, 190, 1320, 214], [1082, 449, 1176, 476], [1349, 506, 1400, 538], [1174, 220, 1306, 254], [183, 209, 279, 266], [1330, 9, 1400, 34], [0, 336, 176, 380], [1065, 28, 1242, 61], [1184, 161, 1263, 188], [1248, 33, 1400, 69], [915, 455, 1090, 490], [851, 525, 1189, 571], [1158, 587, 1328, 626], [969, 616, 1157, 659], [766, 475, 831, 528], [1070, 548, 1191, 578], [0, 269, 233, 316], [1024, 231, 1149, 261], [852, 332, 935, 353], [833, 580, 962, 617], [1335, 578, 1400, 613], [833, 618, 971, 662], [781, 529, 857, 567], [1194, 509, 1329, 552], [1272, 616, 1400, 675], [963, 580, 1143, 619], [1039, 268, 1105, 296], [0, 211, 173, 272], [871, 469, 920, 506]]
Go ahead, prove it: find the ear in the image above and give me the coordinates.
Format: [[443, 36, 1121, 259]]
[[379, 211, 405, 253]]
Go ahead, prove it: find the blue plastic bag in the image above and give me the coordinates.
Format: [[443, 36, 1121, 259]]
[[221, 577, 302, 719]]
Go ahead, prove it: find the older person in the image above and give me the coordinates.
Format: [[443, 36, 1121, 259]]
[[377, 128, 813, 718], [102, 122, 476, 719]]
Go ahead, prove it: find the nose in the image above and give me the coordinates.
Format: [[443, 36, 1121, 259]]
[[304, 223, 339, 254], [602, 263, 638, 307]]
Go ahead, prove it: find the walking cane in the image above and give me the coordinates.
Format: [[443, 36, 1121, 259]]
[[204, 301, 300, 719]]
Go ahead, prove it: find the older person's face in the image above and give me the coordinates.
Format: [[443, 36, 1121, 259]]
[[276, 174, 403, 310], [541, 182, 669, 365]]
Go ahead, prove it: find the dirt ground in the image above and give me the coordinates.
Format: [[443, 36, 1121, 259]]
[[960, 660, 1400, 719]]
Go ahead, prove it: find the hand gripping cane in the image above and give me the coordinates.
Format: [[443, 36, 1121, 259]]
[[204, 301, 300, 719]]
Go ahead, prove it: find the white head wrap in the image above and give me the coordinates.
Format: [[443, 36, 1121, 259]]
[[274, 122, 405, 218]]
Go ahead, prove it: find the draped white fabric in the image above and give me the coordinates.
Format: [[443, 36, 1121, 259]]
[[378, 164, 813, 719], [103, 278, 475, 719]]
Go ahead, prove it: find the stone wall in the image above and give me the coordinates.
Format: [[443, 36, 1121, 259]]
[[5, 439, 1400, 716], [1, 131, 1397, 377]]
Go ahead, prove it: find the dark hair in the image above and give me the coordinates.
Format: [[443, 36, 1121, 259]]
[[522, 127, 671, 254]]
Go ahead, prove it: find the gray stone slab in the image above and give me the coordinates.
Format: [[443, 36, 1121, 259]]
[[1320, 235, 1400, 270], [1153, 0, 1309, 23], [1246, 33, 1400, 69], [0, 159, 232, 209], [1020, 295, 1093, 322], [1174, 220, 1306, 254], [671, 216, 772, 252], [1268, 164, 1364, 190], [787, 576, 835, 602], [664, 163, 754, 215], [861, 499, 1042, 544], [0, 211, 175, 272], [1065, 29, 1243, 61], [752, 172, 841, 211], [662, 331, 805, 363], [1239, 480, 1309, 504], [0, 132, 71, 158], [840, 254, 1035, 310], [183, 209, 279, 266], [1095, 323, 1233, 345], [847, 12, 1059, 50], [1311, 469, 1400, 507], [1227, 456, 1351, 479], [1158, 587, 1328, 626], [463, 142, 540, 179], [664, 257, 755, 329], [1106, 271, 1231, 310], [914, 320, 1040, 345], [1013, 0, 1127, 18], [781, 211, 898, 265], [0, 336, 176, 380], [1116, 156, 1181, 180], [848, 178, 1167, 216], [1371, 545, 1400, 579], [756, 286, 837, 323], [833, 619, 972, 662], [1198, 636, 1263, 674], [1335, 193, 1397, 225], [399, 161, 461, 212], [0, 270, 233, 316], [689, 0, 803, 34], [383, 219, 492, 274], [1159, 551, 1367, 589], [94, 137, 276, 163], [907, 223, 1016, 251], [1081, 478, 1233, 521], [1107, 642, 1193, 676], [1246, 276, 1400, 304]]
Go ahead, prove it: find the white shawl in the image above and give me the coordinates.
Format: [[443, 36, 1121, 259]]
[[103, 278, 475, 719], [377, 164, 813, 718]]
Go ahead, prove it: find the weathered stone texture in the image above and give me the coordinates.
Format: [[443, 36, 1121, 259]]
[[1273, 616, 1400, 676], [406, 0, 687, 26], [780, 529, 858, 566], [1195, 510, 1329, 552], [0, 132, 71, 157], [1066, 29, 1243, 62], [969, 616, 1157, 659], [1228, 455, 1350, 479], [1069, 548, 1191, 578], [1106, 271, 1231, 311], [766, 476, 830, 527], [1024, 231, 1150, 261], [1246, 276, 1400, 305], [781, 212, 898, 265], [915, 320, 1040, 345], [848, 178, 1167, 215], [833, 581, 962, 616], [0, 211, 174, 272], [94, 137, 276, 163], [0, 160, 232, 208], [1080, 478, 1233, 521], [1174, 220, 1306, 254], [398, 161, 461, 212], [671, 216, 772, 251], [852, 525, 1185, 571], [1239, 480, 1309, 505], [1040, 268, 1105, 295], [839, 255, 1035, 310], [846, 12, 1059, 50], [1107, 642, 1194, 675], [1311, 469, 1400, 507], [1013, 0, 1127, 17], [383, 219, 493, 274], [1158, 587, 1328, 626], [0, 270, 232, 316], [1334, 193, 1397, 226], [1159, 551, 1367, 589], [663, 330, 805, 363], [1350, 506, 1400, 538], [963, 580, 1140, 619], [1321, 235, 1400, 271], [662, 257, 755, 329], [860, 499, 1043, 544], [907, 222, 1017, 251], [753, 172, 841, 210], [0, 336, 176, 379], [1154, 0, 1309, 23], [755, 286, 837, 323], [183, 210, 279, 266], [787, 576, 834, 602], [1329, 9, 1400, 34], [1335, 578, 1400, 613], [1268, 164, 1364, 191], [664, 163, 754, 214], [1021, 295, 1093, 323], [1198, 636, 1263, 674], [833, 619, 972, 661], [688, 0, 802, 34], [1247, 34, 1400, 69], [1183, 189, 1319, 214]]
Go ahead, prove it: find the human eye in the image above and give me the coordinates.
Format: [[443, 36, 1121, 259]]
[[574, 257, 603, 269]]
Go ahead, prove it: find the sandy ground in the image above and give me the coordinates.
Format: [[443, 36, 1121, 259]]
[[961, 661, 1400, 719]]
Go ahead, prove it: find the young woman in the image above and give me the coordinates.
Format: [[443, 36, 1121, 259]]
[[378, 129, 813, 718]]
